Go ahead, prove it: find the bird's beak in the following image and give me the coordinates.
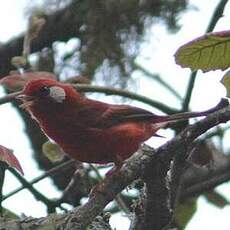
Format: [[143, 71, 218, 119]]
[[16, 94, 35, 109], [16, 94, 35, 101]]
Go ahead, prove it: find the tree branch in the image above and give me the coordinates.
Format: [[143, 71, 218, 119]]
[[141, 153, 172, 230], [3, 159, 75, 201], [7, 168, 66, 213], [133, 62, 183, 101], [0, 102, 229, 229], [0, 84, 178, 114], [64, 101, 230, 229], [74, 84, 178, 114], [181, 157, 230, 200]]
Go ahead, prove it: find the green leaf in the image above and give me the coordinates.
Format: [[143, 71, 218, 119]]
[[204, 190, 229, 208], [175, 30, 230, 72], [174, 198, 197, 229], [221, 70, 230, 98]]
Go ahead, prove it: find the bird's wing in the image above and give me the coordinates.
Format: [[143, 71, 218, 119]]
[[93, 104, 162, 128]]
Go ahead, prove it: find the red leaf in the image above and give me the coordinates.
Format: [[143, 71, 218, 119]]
[[0, 71, 57, 92], [0, 145, 24, 175]]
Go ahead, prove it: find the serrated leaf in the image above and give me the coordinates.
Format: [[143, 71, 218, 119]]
[[0, 145, 24, 175], [221, 70, 230, 98], [42, 141, 64, 162], [204, 190, 229, 208], [174, 198, 197, 229], [175, 30, 230, 72]]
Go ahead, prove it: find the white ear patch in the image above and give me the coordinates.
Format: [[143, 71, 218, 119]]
[[49, 86, 66, 103]]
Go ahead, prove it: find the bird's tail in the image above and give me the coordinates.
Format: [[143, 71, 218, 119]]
[[155, 98, 228, 123]]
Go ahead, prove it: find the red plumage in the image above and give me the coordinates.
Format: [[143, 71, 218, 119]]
[[18, 78, 214, 167]]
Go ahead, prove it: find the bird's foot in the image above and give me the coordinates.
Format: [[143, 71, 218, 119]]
[[105, 165, 120, 176]]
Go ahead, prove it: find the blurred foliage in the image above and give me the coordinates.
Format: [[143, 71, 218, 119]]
[[30, 0, 188, 85]]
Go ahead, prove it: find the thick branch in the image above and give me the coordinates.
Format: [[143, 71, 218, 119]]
[[141, 156, 172, 230], [64, 103, 230, 229], [181, 157, 230, 200]]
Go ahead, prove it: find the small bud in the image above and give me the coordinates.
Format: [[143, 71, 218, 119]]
[[42, 141, 64, 162]]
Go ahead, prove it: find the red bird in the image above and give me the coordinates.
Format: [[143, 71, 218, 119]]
[[17, 78, 217, 168]]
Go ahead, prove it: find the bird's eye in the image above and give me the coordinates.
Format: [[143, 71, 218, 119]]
[[39, 86, 50, 96]]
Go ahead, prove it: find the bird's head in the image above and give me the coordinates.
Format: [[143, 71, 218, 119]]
[[17, 78, 81, 110]]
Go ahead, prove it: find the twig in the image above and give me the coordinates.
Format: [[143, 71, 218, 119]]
[[0, 92, 20, 105], [7, 168, 67, 213], [3, 159, 75, 201], [206, 0, 229, 33], [133, 62, 183, 101], [76, 84, 177, 114]]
